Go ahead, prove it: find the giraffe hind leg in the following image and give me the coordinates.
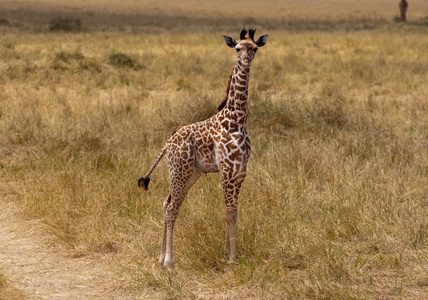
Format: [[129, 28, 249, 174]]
[[159, 194, 171, 265], [162, 191, 189, 270], [161, 168, 202, 271]]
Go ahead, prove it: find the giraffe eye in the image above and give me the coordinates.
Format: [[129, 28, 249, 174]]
[[254, 48, 258, 53], [236, 48, 240, 53]]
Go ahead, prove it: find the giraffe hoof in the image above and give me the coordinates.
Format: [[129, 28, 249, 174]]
[[225, 255, 239, 265], [164, 260, 175, 271], [228, 258, 239, 266], [222, 252, 239, 265], [138, 177, 150, 190]]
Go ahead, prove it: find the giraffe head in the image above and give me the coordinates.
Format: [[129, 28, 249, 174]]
[[223, 28, 268, 67]]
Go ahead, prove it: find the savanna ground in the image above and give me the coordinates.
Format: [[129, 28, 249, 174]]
[[1, 0, 428, 298]]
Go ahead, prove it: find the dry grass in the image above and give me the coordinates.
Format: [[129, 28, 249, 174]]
[[0, 273, 25, 299], [1, 1, 428, 299]]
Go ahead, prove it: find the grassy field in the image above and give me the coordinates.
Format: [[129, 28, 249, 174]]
[[1, 1, 428, 299]]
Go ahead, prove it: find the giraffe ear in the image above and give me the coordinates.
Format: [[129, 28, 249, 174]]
[[223, 35, 237, 48], [255, 34, 268, 47]]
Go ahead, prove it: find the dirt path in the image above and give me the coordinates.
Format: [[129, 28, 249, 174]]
[[0, 201, 137, 300]]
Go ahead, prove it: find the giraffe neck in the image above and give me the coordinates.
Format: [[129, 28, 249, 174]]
[[225, 60, 251, 126]]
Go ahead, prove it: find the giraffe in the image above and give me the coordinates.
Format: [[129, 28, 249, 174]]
[[399, 0, 408, 22], [138, 28, 268, 270]]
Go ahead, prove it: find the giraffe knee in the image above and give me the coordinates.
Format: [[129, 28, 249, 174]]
[[163, 194, 172, 211], [225, 208, 237, 223], [225, 202, 238, 214]]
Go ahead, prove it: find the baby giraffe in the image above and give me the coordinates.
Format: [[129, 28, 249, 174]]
[[138, 28, 268, 270]]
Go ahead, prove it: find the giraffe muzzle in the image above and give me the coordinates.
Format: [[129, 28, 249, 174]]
[[242, 57, 251, 65]]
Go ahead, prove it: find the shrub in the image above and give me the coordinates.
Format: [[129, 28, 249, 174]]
[[108, 52, 137, 68], [55, 50, 84, 62], [0, 19, 10, 26], [49, 17, 82, 32]]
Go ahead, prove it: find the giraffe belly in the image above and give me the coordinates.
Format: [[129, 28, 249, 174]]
[[195, 151, 219, 173]]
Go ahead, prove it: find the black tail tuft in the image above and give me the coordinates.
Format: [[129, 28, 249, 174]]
[[138, 177, 150, 190]]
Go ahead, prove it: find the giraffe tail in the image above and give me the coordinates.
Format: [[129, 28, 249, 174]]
[[137, 177, 150, 190], [138, 145, 167, 190]]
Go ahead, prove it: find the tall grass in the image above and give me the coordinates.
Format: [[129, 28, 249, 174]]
[[1, 27, 428, 298]]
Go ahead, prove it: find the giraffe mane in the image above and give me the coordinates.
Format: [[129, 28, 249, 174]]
[[217, 68, 233, 111]]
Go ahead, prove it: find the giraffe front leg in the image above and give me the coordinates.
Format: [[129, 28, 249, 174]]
[[225, 207, 238, 261], [225, 224, 230, 255], [221, 166, 246, 263]]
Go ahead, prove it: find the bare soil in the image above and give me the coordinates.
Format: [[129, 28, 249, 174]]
[[0, 201, 137, 300]]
